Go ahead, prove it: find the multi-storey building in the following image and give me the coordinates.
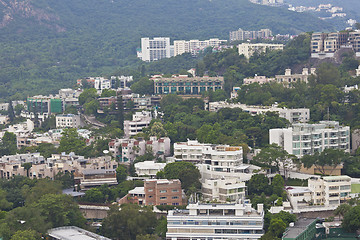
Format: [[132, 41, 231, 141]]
[[208, 102, 310, 123], [173, 38, 227, 56], [137, 37, 172, 62], [243, 75, 275, 85], [153, 76, 224, 95], [56, 114, 80, 128], [311, 31, 360, 57], [202, 178, 246, 203], [275, 68, 316, 87], [27, 96, 63, 114], [287, 176, 351, 212], [119, 179, 184, 206], [308, 176, 351, 207], [229, 28, 272, 42], [0, 153, 118, 181], [74, 169, 118, 190], [238, 43, 284, 58], [270, 121, 350, 158], [173, 140, 258, 181], [94, 77, 111, 90], [123, 111, 152, 137], [144, 179, 183, 206], [174, 140, 243, 164], [282, 218, 317, 240], [166, 202, 265, 240], [109, 136, 171, 163]]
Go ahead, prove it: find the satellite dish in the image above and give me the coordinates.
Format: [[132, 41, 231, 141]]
[[103, 150, 109, 154]]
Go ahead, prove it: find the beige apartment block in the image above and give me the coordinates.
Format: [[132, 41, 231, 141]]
[[238, 43, 284, 58]]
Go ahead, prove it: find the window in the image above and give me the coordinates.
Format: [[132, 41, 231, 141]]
[[148, 189, 153, 192], [172, 189, 179, 192], [172, 196, 179, 199], [159, 190, 167, 193], [160, 197, 167, 200]]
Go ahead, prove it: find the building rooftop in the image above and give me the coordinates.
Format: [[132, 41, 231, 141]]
[[286, 187, 312, 194], [48, 226, 111, 240], [129, 187, 145, 195], [282, 218, 316, 239], [322, 175, 351, 181]]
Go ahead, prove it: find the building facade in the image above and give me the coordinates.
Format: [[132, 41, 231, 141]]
[[270, 121, 350, 158], [154, 76, 224, 95], [275, 68, 316, 87], [166, 202, 265, 240], [243, 75, 275, 85]]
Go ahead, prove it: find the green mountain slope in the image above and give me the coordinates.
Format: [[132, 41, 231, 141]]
[[0, 0, 333, 99]]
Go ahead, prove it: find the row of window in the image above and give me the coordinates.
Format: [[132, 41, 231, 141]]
[[156, 82, 222, 86], [168, 220, 262, 226]]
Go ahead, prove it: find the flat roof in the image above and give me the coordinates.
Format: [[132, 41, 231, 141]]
[[283, 218, 316, 239], [286, 187, 312, 194], [323, 176, 351, 181], [129, 187, 145, 195], [48, 226, 111, 240]]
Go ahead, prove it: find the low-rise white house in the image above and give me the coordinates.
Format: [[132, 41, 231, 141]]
[[166, 202, 265, 240], [134, 161, 166, 177]]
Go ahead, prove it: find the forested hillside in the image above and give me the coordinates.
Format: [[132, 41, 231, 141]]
[[0, 0, 333, 100]]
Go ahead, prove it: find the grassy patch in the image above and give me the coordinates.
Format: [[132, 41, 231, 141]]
[[351, 184, 360, 193]]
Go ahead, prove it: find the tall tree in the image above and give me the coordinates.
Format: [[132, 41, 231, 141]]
[[58, 128, 86, 155], [301, 149, 345, 175], [342, 205, 360, 232], [101, 204, 157, 240]]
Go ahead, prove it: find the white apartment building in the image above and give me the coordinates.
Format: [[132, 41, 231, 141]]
[[56, 114, 80, 128], [286, 175, 351, 212], [134, 161, 166, 177], [123, 111, 152, 137], [243, 75, 275, 85], [174, 140, 259, 181], [238, 43, 284, 58], [229, 28, 272, 42], [275, 68, 316, 87], [270, 121, 350, 158], [173, 38, 227, 56], [138, 37, 172, 62], [94, 77, 111, 90], [166, 202, 264, 240], [202, 178, 246, 203], [208, 102, 310, 123], [174, 140, 243, 164]]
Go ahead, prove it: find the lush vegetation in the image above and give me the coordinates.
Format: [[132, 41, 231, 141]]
[[0, 177, 86, 240], [0, 0, 333, 100]]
